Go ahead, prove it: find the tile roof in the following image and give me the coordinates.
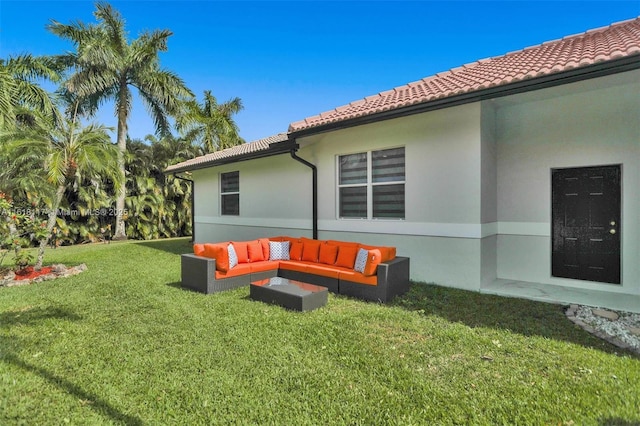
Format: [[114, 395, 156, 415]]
[[289, 17, 640, 133], [165, 132, 289, 173]]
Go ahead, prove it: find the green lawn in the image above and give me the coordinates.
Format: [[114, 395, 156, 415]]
[[1, 238, 638, 425]]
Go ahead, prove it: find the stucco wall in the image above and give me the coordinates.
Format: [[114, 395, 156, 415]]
[[192, 154, 313, 242], [494, 70, 640, 294]]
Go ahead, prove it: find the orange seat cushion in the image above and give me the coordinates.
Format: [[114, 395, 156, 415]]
[[249, 260, 279, 273], [305, 263, 343, 279], [278, 260, 308, 273], [339, 270, 378, 286], [215, 263, 252, 279], [335, 245, 359, 269], [202, 243, 230, 272]]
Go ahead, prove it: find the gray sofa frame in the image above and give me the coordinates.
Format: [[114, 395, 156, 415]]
[[180, 253, 410, 303]]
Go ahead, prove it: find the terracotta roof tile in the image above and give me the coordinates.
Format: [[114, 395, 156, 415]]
[[165, 133, 289, 173], [289, 17, 640, 133]]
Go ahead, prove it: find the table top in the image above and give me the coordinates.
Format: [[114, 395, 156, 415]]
[[251, 277, 327, 294]]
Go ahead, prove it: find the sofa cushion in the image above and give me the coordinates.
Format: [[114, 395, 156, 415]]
[[339, 269, 378, 286], [248, 240, 265, 262], [305, 263, 343, 279], [228, 243, 239, 269], [249, 260, 279, 273], [335, 244, 359, 269], [258, 238, 270, 259], [359, 244, 396, 263], [278, 260, 308, 273], [215, 263, 252, 279], [354, 248, 368, 273], [193, 244, 205, 256], [269, 241, 290, 260], [289, 239, 303, 261], [319, 243, 338, 265], [232, 241, 250, 263], [202, 243, 230, 272], [301, 239, 322, 262], [363, 249, 382, 276]]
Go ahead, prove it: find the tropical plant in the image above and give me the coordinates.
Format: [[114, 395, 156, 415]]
[[0, 111, 122, 269], [0, 54, 62, 130], [177, 90, 244, 153], [48, 1, 193, 239]]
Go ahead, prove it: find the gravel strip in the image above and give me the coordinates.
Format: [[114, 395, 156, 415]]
[[566, 304, 640, 355]]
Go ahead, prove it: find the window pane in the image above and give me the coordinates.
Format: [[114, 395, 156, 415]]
[[339, 187, 367, 218], [221, 194, 239, 216], [221, 171, 239, 193], [339, 153, 367, 185], [373, 184, 404, 219], [372, 147, 405, 183]]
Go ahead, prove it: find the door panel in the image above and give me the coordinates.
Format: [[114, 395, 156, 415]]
[[551, 165, 620, 284]]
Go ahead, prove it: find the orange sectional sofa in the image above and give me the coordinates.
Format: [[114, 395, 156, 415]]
[[180, 236, 410, 303]]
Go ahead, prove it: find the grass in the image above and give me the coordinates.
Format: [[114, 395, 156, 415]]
[[1, 238, 639, 425]]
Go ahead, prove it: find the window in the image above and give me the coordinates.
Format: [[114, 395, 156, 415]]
[[338, 147, 405, 219], [221, 171, 239, 215]]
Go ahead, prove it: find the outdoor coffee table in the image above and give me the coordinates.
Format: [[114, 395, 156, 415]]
[[250, 277, 328, 312]]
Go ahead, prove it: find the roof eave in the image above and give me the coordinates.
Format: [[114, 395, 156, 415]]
[[289, 55, 640, 138], [164, 139, 298, 174]]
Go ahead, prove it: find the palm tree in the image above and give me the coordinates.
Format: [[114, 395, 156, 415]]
[[0, 110, 122, 269], [48, 2, 193, 239], [177, 90, 244, 153], [0, 54, 62, 130]]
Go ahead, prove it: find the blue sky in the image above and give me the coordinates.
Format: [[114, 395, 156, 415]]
[[1, 1, 639, 143]]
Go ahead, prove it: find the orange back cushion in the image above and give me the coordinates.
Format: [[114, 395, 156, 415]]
[[258, 238, 270, 260], [232, 241, 249, 263], [363, 249, 382, 276], [335, 245, 359, 269], [202, 243, 230, 272], [318, 243, 338, 265], [193, 244, 205, 256], [301, 239, 321, 262], [289, 239, 303, 261], [248, 240, 265, 262]]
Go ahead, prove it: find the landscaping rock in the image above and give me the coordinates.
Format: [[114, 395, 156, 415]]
[[629, 327, 640, 337], [592, 309, 619, 321]]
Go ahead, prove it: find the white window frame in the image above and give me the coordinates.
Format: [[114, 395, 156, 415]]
[[220, 171, 239, 216], [336, 147, 405, 220]]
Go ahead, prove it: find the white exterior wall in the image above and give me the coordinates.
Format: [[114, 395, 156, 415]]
[[192, 154, 313, 242], [494, 70, 640, 295], [300, 103, 485, 290]]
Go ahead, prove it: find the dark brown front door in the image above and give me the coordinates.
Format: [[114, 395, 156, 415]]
[[552, 165, 621, 284]]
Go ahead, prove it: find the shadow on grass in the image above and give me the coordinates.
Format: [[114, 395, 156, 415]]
[[391, 283, 636, 357], [0, 305, 142, 425], [135, 238, 192, 256], [599, 418, 640, 426]]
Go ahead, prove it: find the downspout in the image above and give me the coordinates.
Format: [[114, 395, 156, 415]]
[[173, 173, 195, 242], [290, 149, 318, 239]]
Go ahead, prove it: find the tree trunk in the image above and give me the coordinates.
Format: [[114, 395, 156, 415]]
[[35, 185, 65, 270], [113, 85, 129, 240]]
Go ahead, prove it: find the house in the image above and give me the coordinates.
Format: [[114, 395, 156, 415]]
[[167, 18, 640, 311]]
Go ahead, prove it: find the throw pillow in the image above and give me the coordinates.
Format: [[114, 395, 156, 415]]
[[248, 241, 265, 262], [232, 241, 249, 263], [289, 240, 303, 261], [318, 243, 338, 265], [354, 248, 368, 273], [301, 239, 321, 262], [269, 241, 290, 260], [227, 243, 238, 269], [335, 245, 359, 269]]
